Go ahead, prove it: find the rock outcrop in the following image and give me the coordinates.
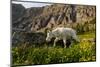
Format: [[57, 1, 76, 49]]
[[12, 3, 96, 32], [12, 3, 96, 46]]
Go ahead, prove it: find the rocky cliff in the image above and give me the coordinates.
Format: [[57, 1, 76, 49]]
[[12, 3, 96, 46], [12, 3, 95, 32]]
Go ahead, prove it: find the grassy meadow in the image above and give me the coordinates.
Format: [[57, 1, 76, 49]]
[[12, 32, 96, 66]]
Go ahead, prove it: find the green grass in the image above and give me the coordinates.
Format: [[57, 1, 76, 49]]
[[12, 32, 96, 66], [78, 32, 95, 39]]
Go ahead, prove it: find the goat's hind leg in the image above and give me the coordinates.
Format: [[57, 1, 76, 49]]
[[63, 39, 66, 48]]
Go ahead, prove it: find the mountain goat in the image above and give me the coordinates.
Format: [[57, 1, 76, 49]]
[[46, 27, 79, 48]]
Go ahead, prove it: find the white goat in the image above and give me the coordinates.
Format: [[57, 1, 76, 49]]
[[46, 27, 79, 48]]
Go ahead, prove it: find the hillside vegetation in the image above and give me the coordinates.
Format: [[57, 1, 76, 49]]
[[12, 32, 96, 65]]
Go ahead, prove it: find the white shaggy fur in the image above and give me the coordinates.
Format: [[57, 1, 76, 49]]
[[46, 27, 79, 48]]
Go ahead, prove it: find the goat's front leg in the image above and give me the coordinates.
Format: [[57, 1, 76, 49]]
[[63, 39, 66, 48], [54, 38, 59, 47]]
